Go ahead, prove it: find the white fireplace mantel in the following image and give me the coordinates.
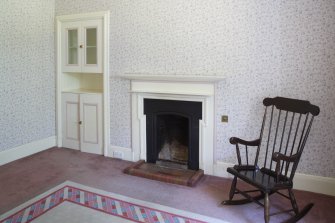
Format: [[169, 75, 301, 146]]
[[122, 73, 225, 82], [126, 74, 222, 175]]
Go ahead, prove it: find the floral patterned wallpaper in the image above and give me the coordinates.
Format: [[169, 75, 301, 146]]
[[0, 0, 55, 151], [56, 0, 335, 177]]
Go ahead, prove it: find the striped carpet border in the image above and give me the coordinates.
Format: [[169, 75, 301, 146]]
[[0, 185, 208, 223]]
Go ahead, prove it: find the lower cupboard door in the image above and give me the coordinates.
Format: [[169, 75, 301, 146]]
[[79, 93, 103, 155]]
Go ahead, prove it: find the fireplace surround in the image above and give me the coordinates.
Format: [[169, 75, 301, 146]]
[[128, 75, 222, 175]]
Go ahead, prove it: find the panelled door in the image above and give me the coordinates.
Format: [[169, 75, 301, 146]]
[[79, 93, 103, 154], [62, 92, 102, 154], [62, 93, 80, 150]]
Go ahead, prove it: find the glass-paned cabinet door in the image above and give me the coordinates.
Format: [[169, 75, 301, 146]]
[[68, 29, 78, 65], [61, 19, 102, 73], [82, 19, 102, 73], [62, 22, 82, 72], [86, 28, 97, 64]]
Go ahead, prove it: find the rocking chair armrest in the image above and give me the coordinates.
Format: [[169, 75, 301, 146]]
[[272, 152, 299, 180], [272, 152, 298, 163], [229, 137, 260, 146]]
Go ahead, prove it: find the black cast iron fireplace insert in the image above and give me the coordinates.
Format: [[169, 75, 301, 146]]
[[144, 99, 202, 170]]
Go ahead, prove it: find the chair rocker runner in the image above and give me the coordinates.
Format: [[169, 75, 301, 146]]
[[222, 97, 320, 223]]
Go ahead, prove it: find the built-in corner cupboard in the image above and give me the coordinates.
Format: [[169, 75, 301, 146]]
[[56, 11, 109, 155]]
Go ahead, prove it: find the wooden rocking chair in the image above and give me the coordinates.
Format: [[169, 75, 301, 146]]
[[222, 97, 320, 223]]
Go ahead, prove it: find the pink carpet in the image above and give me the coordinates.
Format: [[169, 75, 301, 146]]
[[1, 148, 334, 222]]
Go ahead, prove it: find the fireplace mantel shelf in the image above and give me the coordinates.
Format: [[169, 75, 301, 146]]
[[121, 73, 225, 82]]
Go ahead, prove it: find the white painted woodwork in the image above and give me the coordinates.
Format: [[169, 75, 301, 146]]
[[123, 73, 225, 82], [61, 73, 103, 93], [56, 11, 110, 155], [80, 93, 103, 154], [62, 93, 80, 150], [129, 80, 215, 175], [61, 19, 102, 73], [0, 136, 56, 166], [62, 92, 103, 155], [131, 80, 215, 96], [82, 20, 102, 73], [62, 22, 81, 72]]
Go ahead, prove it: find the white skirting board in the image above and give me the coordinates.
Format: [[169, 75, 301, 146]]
[[108, 145, 133, 161], [0, 136, 56, 166], [214, 161, 335, 197]]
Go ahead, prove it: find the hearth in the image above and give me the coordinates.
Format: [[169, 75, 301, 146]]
[[144, 99, 202, 170]]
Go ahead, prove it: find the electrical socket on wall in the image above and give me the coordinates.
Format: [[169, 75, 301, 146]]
[[113, 151, 124, 159], [221, 115, 228, 123]]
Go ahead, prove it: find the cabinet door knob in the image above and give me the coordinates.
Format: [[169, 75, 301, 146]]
[[79, 121, 82, 125], [80, 44, 83, 48]]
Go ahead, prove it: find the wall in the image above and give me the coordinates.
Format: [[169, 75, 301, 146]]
[[0, 0, 56, 151], [56, 0, 335, 177]]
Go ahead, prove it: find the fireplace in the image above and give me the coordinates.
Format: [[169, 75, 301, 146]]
[[144, 99, 202, 170], [127, 77, 221, 175]]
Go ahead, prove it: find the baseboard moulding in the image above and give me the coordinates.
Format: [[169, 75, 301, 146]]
[[214, 161, 335, 197], [108, 145, 133, 161], [0, 136, 56, 166]]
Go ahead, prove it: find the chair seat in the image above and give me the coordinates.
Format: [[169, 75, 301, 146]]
[[227, 166, 293, 192]]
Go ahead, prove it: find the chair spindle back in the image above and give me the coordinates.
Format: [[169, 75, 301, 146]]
[[254, 97, 320, 181]]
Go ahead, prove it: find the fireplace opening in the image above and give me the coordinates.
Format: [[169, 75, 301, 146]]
[[157, 114, 189, 168], [144, 99, 202, 170]]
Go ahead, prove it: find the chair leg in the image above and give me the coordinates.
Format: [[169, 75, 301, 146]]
[[264, 193, 270, 223], [229, 176, 237, 200], [288, 189, 299, 214], [285, 188, 314, 223], [221, 176, 239, 205], [222, 177, 268, 205]]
